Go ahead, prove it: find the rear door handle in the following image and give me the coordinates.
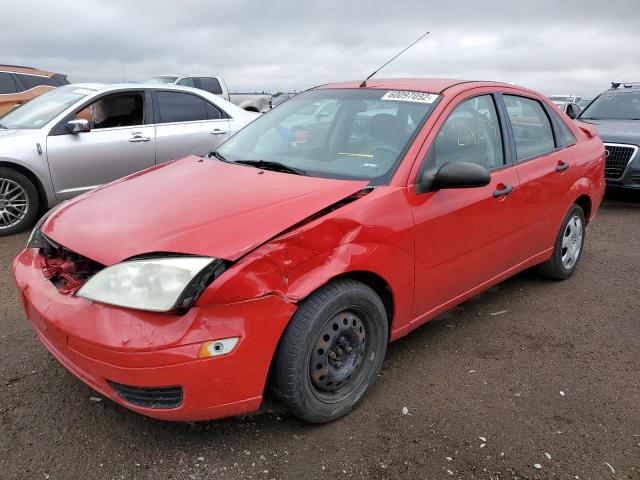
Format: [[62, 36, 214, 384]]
[[555, 161, 570, 172], [210, 129, 228, 135], [129, 135, 150, 143], [493, 184, 513, 198]]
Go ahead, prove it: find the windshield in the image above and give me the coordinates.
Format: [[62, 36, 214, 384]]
[[216, 88, 439, 184], [0, 85, 95, 129], [145, 76, 178, 84], [579, 92, 640, 120]]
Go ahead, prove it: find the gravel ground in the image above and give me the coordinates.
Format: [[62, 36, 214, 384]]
[[1, 189, 639, 480]]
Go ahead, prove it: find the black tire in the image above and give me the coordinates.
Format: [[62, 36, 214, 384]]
[[272, 279, 388, 423], [538, 204, 586, 280], [0, 167, 40, 237]]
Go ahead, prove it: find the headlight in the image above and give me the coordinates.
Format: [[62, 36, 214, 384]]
[[76, 256, 223, 312], [27, 202, 67, 248]]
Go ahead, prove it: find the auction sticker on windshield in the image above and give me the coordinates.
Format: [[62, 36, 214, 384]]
[[381, 91, 439, 103]]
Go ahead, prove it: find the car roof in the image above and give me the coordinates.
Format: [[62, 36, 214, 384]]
[[0, 64, 59, 76], [68, 83, 214, 94], [317, 78, 535, 96]]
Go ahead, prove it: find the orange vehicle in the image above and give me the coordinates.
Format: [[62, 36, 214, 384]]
[[0, 65, 68, 116]]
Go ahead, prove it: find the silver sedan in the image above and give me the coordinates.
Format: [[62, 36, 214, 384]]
[[0, 83, 259, 235]]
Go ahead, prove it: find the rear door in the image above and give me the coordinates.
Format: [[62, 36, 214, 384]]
[[46, 90, 156, 200], [500, 93, 577, 257], [153, 90, 230, 164], [410, 92, 525, 321]]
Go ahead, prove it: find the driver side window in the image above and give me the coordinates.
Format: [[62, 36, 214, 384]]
[[427, 95, 504, 171], [75, 92, 145, 130]]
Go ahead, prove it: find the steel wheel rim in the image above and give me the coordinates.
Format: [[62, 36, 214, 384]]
[[561, 215, 583, 269], [0, 178, 29, 230], [308, 309, 369, 401]]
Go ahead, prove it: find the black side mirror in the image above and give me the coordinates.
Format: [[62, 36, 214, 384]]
[[566, 103, 581, 119], [416, 162, 491, 194]]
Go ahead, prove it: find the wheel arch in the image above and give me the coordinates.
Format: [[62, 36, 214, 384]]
[[307, 270, 395, 337], [0, 160, 50, 211], [574, 194, 592, 224]]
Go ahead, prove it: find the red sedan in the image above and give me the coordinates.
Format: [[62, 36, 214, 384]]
[[13, 79, 605, 423]]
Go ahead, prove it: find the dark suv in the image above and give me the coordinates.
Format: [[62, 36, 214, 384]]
[[578, 82, 640, 189]]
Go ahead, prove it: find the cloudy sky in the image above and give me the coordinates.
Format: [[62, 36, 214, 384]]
[[2, 0, 640, 97]]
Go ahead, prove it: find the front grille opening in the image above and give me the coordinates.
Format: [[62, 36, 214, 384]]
[[604, 144, 636, 179], [39, 235, 104, 295], [107, 381, 183, 409]]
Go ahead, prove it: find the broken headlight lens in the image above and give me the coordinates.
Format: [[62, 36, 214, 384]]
[[76, 256, 222, 312]]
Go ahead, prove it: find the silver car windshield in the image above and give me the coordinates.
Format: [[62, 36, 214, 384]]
[[0, 85, 95, 130], [216, 88, 439, 184]]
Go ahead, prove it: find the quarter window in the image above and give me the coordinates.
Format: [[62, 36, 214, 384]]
[[157, 91, 207, 123], [427, 95, 504, 170], [0, 73, 17, 94], [503, 95, 555, 161], [547, 108, 576, 147]]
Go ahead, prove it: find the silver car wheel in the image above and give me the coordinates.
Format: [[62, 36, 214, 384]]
[[0, 178, 29, 230], [561, 215, 583, 270]]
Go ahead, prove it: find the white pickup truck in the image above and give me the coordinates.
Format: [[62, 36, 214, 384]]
[[145, 75, 272, 112]]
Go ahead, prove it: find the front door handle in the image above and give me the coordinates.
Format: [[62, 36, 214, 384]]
[[210, 129, 228, 135], [493, 184, 513, 198], [555, 161, 570, 172], [129, 135, 150, 143]]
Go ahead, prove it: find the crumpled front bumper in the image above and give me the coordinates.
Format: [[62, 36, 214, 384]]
[[12, 248, 297, 421]]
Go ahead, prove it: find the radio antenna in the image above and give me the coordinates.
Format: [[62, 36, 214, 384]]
[[359, 31, 430, 87]]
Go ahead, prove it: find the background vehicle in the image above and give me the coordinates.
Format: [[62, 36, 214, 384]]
[[145, 75, 272, 112], [578, 98, 593, 110], [548, 94, 583, 118], [271, 92, 297, 107], [577, 81, 640, 189], [14, 79, 605, 424], [0, 64, 68, 115], [0, 83, 258, 235]]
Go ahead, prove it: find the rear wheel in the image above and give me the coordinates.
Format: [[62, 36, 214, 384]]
[[272, 279, 388, 423], [538, 204, 586, 280], [0, 168, 39, 236]]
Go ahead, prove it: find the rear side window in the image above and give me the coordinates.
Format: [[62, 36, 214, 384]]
[[198, 77, 223, 95], [206, 102, 228, 120], [503, 95, 555, 161], [156, 91, 207, 123], [0, 72, 17, 94], [17, 74, 61, 89], [427, 94, 505, 170]]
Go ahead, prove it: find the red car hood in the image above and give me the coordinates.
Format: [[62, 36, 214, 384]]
[[43, 157, 368, 265]]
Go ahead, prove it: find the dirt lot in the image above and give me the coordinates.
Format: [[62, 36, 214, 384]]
[[1, 190, 639, 480]]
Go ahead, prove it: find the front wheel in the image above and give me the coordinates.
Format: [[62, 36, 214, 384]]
[[538, 204, 586, 280], [0, 168, 40, 237], [272, 279, 388, 423]]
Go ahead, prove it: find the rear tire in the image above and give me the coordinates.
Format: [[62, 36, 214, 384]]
[[272, 279, 388, 423], [0, 168, 39, 237], [538, 204, 586, 280]]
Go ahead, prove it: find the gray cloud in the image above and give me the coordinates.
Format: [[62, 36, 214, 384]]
[[2, 0, 639, 97]]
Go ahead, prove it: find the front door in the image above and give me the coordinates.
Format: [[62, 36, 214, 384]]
[[410, 93, 523, 323], [46, 90, 155, 200]]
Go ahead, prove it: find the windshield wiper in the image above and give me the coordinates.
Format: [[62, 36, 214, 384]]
[[207, 150, 231, 162], [234, 160, 307, 176]]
